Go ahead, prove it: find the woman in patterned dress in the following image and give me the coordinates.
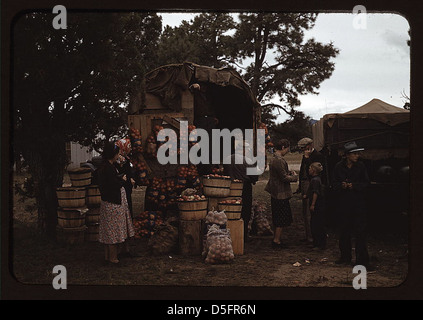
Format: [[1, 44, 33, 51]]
[[265, 139, 298, 249], [97, 142, 135, 264]]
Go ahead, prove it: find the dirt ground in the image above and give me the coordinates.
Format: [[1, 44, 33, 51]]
[[10, 155, 408, 290]]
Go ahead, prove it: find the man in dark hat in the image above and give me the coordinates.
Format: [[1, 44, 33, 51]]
[[297, 137, 325, 244], [332, 141, 373, 270]]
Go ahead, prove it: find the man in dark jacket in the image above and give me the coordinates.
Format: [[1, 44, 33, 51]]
[[332, 141, 372, 269], [223, 142, 259, 242], [297, 138, 325, 244]]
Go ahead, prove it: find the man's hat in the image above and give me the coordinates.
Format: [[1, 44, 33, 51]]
[[297, 137, 313, 149], [344, 141, 364, 153]]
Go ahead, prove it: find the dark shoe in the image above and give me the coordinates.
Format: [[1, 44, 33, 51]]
[[271, 241, 282, 249], [104, 260, 121, 267], [272, 241, 288, 249]]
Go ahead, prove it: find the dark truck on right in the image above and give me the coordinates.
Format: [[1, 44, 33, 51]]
[[311, 98, 410, 234]]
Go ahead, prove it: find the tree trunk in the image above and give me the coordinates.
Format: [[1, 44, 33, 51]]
[[27, 141, 67, 238]]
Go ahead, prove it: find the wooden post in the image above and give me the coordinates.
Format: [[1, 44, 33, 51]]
[[178, 219, 203, 255]]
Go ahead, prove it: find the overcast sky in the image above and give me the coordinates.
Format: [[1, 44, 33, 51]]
[[159, 12, 410, 123]]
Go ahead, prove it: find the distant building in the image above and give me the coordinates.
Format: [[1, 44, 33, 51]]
[[66, 142, 100, 169]]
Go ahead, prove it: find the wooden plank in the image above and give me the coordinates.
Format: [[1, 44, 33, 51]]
[[227, 219, 244, 255], [163, 114, 181, 131]]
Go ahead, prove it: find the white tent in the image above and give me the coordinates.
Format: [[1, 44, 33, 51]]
[[312, 98, 410, 157]]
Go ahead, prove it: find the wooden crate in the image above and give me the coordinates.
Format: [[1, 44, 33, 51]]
[[179, 219, 203, 256], [132, 186, 147, 217], [227, 219, 244, 255]]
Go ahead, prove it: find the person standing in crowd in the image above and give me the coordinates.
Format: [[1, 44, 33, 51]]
[[332, 141, 373, 270], [265, 139, 298, 249], [115, 139, 136, 218], [97, 141, 135, 265], [307, 162, 327, 250], [296, 137, 325, 245], [223, 141, 258, 242]]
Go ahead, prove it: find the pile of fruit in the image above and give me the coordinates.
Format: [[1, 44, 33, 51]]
[[130, 155, 149, 186], [146, 134, 158, 158], [147, 222, 179, 255], [177, 165, 201, 189], [205, 210, 228, 226], [249, 201, 273, 236], [177, 194, 206, 202], [203, 174, 231, 179], [211, 166, 224, 175], [133, 211, 164, 238], [204, 224, 235, 264], [145, 177, 180, 211], [259, 122, 273, 148], [219, 198, 242, 205], [129, 128, 143, 154]]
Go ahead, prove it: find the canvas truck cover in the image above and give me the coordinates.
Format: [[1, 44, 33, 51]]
[[312, 99, 410, 160], [128, 62, 260, 115]]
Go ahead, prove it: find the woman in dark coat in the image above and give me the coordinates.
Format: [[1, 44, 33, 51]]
[[97, 142, 135, 265], [265, 139, 298, 248], [115, 154, 136, 218]]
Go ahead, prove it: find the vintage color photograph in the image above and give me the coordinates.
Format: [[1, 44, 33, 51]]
[[11, 10, 410, 290]]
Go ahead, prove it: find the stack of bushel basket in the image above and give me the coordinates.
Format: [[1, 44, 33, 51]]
[[177, 195, 208, 255], [56, 167, 92, 245], [85, 184, 101, 242], [201, 175, 245, 255], [218, 179, 244, 255], [202, 174, 232, 211]]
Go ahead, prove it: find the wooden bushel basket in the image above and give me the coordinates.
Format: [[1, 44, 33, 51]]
[[202, 176, 231, 198], [56, 187, 86, 208], [57, 207, 88, 228], [218, 201, 242, 220], [85, 223, 99, 242], [86, 185, 101, 207], [229, 180, 243, 197], [56, 225, 87, 245], [178, 199, 208, 221], [68, 167, 92, 187], [85, 206, 100, 224]]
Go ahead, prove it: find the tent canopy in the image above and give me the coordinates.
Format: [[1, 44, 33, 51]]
[[323, 98, 409, 128], [312, 98, 410, 158]]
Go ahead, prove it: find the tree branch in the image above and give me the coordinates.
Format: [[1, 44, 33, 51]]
[[261, 103, 294, 116]]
